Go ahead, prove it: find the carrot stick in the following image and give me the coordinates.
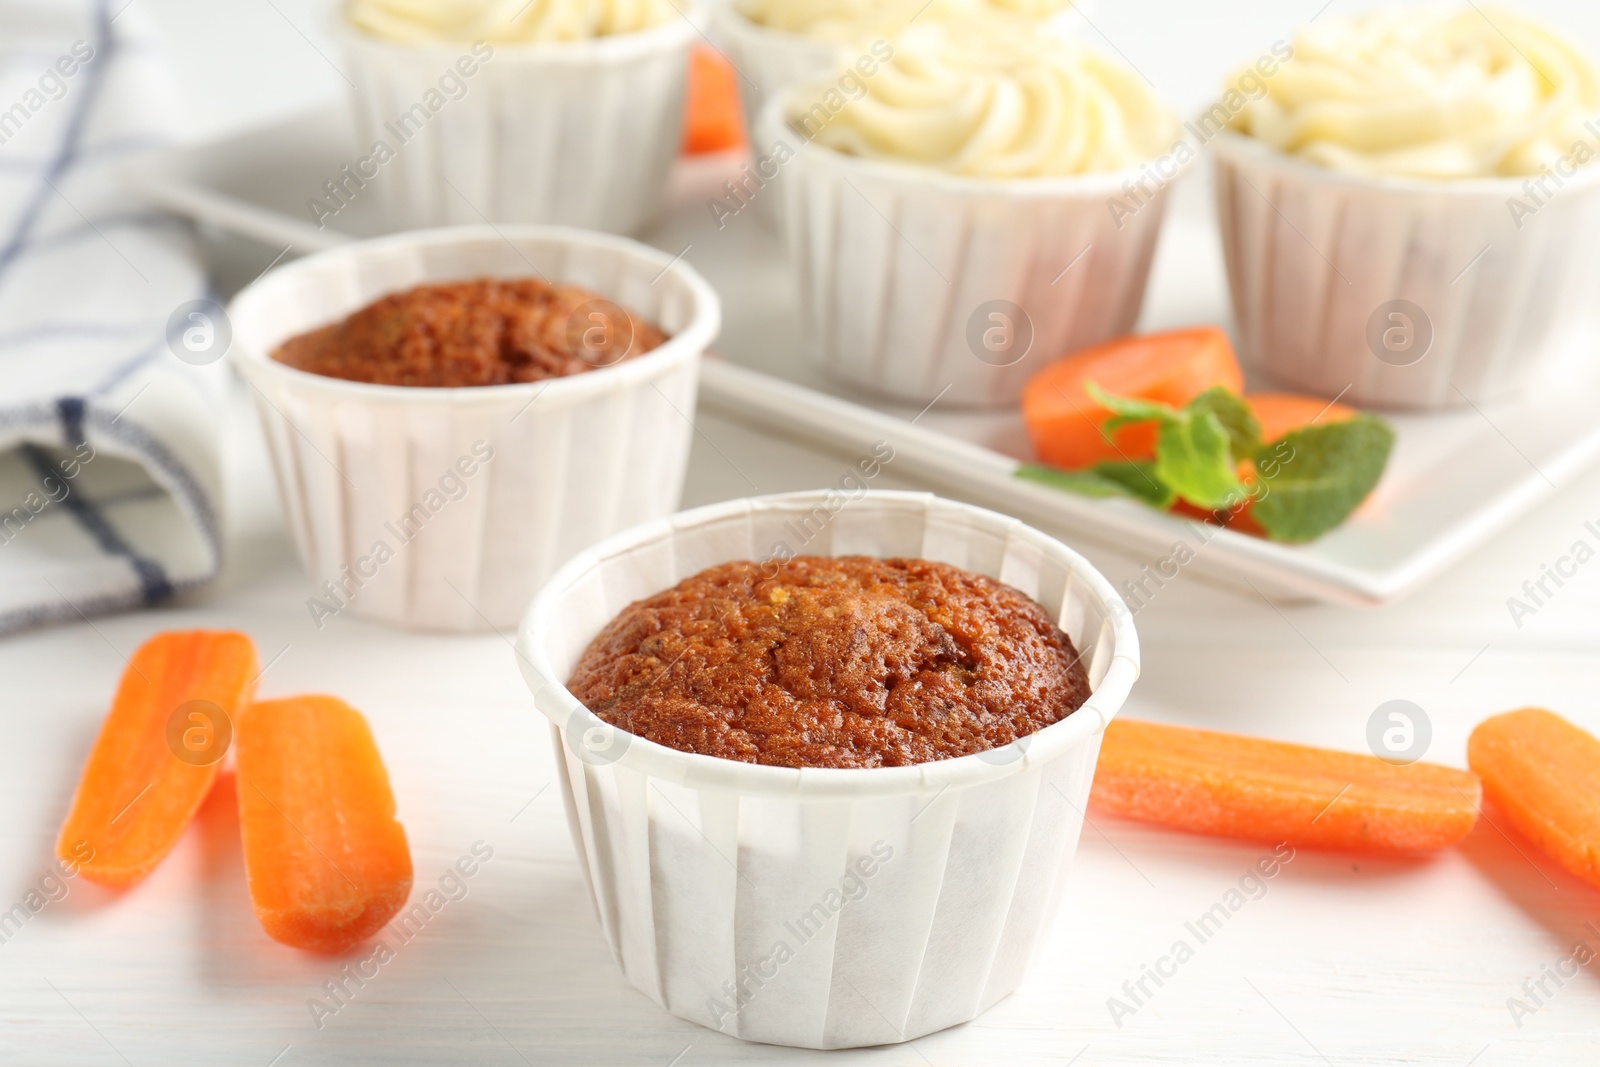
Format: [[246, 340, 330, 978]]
[[236, 696, 412, 952], [1091, 719, 1481, 851], [56, 630, 258, 888], [1469, 708, 1600, 890], [682, 44, 744, 155], [1022, 327, 1244, 470]]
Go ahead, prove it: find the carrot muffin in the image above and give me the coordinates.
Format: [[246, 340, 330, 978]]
[[567, 556, 1092, 769], [272, 277, 668, 387]]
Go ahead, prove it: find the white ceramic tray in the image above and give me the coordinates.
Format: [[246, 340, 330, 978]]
[[126, 109, 1600, 606]]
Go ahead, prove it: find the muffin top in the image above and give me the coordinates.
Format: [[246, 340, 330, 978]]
[[737, 0, 1070, 44], [566, 556, 1093, 769], [785, 20, 1178, 178], [1228, 7, 1600, 179], [272, 277, 667, 388], [345, 0, 674, 44]]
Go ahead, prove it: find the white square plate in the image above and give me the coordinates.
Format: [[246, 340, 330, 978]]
[[127, 109, 1600, 606]]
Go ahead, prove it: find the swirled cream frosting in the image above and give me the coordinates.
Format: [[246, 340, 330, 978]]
[[1229, 7, 1600, 178], [738, 0, 1070, 43], [786, 21, 1178, 178], [346, 0, 674, 43]]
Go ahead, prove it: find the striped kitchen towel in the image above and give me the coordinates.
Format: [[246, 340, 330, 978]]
[[0, 0, 222, 634]]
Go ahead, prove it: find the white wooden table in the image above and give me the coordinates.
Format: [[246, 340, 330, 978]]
[[6, 0, 1600, 1063]]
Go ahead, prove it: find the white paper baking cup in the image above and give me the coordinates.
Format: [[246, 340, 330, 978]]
[[339, 18, 697, 234], [228, 225, 720, 631], [1213, 131, 1600, 410], [710, 3, 832, 143], [758, 97, 1180, 408], [517, 491, 1139, 1048]]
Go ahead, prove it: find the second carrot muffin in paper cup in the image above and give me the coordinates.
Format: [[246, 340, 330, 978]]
[[1214, 7, 1600, 409], [228, 225, 720, 632], [517, 490, 1140, 1048], [337, 0, 698, 234], [758, 19, 1187, 409]]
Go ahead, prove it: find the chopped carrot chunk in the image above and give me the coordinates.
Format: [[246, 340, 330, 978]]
[[1022, 327, 1244, 470], [1469, 708, 1600, 890], [1245, 392, 1356, 444], [56, 631, 258, 888], [236, 696, 412, 952], [682, 45, 745, 155]]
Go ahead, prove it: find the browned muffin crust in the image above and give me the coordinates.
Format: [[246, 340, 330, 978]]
[[272, 277, 668, 387], [566, 556, 1092, 769]]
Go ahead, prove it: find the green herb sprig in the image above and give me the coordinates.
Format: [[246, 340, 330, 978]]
[[1016, 384, 1395, 543]]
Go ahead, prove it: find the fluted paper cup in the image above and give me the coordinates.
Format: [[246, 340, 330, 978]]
[[229, 225, 720, 631], [707, 2, 832, 229], [340, 18, 697, 234], [710, 3, 832, 142], [517, 491, 1140, 1048], [1213, 131, 1600, 409], [759, 98, 1180, 408]]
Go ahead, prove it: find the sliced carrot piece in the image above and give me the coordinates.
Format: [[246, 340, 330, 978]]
[[1468, 708, 1600, 890], [1167, 496, 1268, 537], [1246, 392, 1357, 444], [1021, 327, 1244, 470], [1091, 719, 1481, 851], [682, 45, 745, 155], [236, 696, 412, 953], [56, 631, 258, 888]]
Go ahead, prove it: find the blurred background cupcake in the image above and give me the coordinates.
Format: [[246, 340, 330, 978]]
[[341, 0, 698, 233], [761, 17, 1184, 408], [712, 0, 1082, 146], [1213, 5, 1600, 409]]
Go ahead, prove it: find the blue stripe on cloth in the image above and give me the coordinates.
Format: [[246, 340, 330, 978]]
[[89, 335, 162, 396], [21, 211, 188, 258], [56, 396, 86, 446], [83, 403, 223, 565], [0, 0, 114, 288], [21, 420, 174, 604], [90, 271, 216, 395], [0, 134, 168, 173], [0, 320, 149, 348]]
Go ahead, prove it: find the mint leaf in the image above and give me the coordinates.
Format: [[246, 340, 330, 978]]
[[1015, 462, 1174, 508], [1085, 381, 1175, 426], [1015, 464, 1127, 498], [1091, 461, 1175, 508], [1251, 416, 1395, 543], [1185, 387, 1260, 460], [1024, 379, 1390, 542], [1074, 380, 1248, 510], [1154, 409, 1247, 510]]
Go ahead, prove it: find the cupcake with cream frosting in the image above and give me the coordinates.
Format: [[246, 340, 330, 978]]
[[339, 0, 697, 233], [736, 0, 1070, 43], [711, 0, 1082, 147], [1228, 6, 1600, 179], [1214, 5, 1600, 407], [346, 0, 676, 42], [795, 21, 1176, 177], [759, 18, 1184, 407]]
